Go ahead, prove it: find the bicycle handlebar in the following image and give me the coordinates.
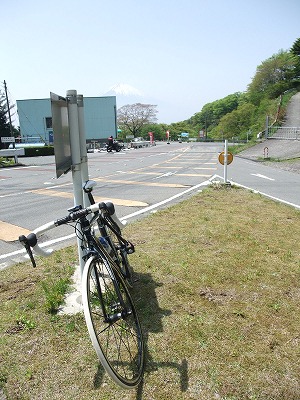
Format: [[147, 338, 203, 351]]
[[19, 201, 125, 265]]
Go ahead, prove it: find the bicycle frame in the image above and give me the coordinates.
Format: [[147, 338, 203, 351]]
[[79, 219, 130, 324], [83, 180, 134, 252]]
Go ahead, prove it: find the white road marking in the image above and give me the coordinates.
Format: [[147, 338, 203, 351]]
[[251, 173, 275, 181], [154, 171, 176, 179], [0, 166, 39, 171], [0, 178, 212, 267], [148, 153, 167, 157]]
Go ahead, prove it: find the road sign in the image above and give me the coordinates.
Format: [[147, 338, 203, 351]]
[[50, 92, 71, 178], [1, 137, 15, 143], [218, 151, 233, 165]]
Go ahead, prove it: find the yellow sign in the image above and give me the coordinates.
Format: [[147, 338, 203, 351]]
[[218, 151, 233, 165]]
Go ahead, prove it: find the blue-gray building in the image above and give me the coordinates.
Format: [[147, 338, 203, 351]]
[[16, 96, 117, 145]]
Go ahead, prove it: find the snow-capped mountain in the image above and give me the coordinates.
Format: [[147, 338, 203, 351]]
[[103, 83, 144, 108], [104, 83, 143, 97]]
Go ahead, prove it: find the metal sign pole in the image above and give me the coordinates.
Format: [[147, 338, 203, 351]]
[[224, 139, 228, 183], [67, 89, 85, 275], [218, 142, 233, 181], [77, 94, 90, 207]]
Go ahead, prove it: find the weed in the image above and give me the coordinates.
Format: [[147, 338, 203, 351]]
[[19, 316, 36, 330], [41, 277, 71, 314]]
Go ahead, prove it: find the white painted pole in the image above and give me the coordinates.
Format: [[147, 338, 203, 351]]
[[224, 139, 228, 184], [67, 89, 85, 275], [77, 94, 90, 207]]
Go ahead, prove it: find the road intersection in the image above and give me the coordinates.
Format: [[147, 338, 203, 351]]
[[1, 141, 300, 269]]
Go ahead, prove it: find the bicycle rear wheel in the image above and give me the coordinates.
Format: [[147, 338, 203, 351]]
[[82, 254, 144, 389]]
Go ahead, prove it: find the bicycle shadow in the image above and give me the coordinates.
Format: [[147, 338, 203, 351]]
[[133, 272, 188, 399]]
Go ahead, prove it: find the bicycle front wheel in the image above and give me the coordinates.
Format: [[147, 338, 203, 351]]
[[82, 254, 144, 389], [104, 221, 134, 286]]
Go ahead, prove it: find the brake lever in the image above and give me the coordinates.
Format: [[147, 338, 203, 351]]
[[19, 235, 37, 268]]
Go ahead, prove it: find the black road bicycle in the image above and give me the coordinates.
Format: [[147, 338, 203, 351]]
[[19, 180, 145, 389]]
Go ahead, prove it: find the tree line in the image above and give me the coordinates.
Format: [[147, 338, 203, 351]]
[[117, 37, 300, 142]]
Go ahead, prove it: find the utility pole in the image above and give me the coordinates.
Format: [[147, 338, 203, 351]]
[[3, 80, 15, 148]]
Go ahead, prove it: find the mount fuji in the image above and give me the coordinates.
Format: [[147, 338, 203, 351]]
[[104, 83, 143, 97], [103, 83, 145, 108]]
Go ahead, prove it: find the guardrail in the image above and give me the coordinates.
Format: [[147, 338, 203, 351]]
[[268, 126, 300, 140], [0, 148, 25, 157]]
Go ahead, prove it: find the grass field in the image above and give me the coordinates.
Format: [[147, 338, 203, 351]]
[[0, 185, 299, 400]]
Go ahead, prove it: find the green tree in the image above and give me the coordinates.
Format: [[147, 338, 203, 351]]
[[190, 92, 244, 133], [290, 37, 300, 86], [211, 103, 256, 140], [140, 123, 165, 141], [291, 37, 300, 57], [247, 50, 299, 103], [117, 103, 158, 137], [0, 90, 12, 148], [166, 121, 198, 140]]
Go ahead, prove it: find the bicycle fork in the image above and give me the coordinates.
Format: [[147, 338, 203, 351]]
[[92, 261, 132, 325]]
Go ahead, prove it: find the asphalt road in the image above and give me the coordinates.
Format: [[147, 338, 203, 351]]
[[1, 140, 300, 269], [224, 155, 300, 208], [0, 142, 223, 268]]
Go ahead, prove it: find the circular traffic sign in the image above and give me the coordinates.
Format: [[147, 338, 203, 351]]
[[218, 151, 233, 165]]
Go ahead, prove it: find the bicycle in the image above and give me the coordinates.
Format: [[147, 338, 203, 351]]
[[19, 181, 145, 389]]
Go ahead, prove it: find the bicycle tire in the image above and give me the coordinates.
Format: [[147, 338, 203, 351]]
[[82, 254, 144, 389]]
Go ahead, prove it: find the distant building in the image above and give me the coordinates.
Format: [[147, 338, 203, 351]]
[[16, 96, 117, 146]]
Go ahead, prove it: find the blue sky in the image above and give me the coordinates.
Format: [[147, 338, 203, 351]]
[[2, 0, 300, 124]]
